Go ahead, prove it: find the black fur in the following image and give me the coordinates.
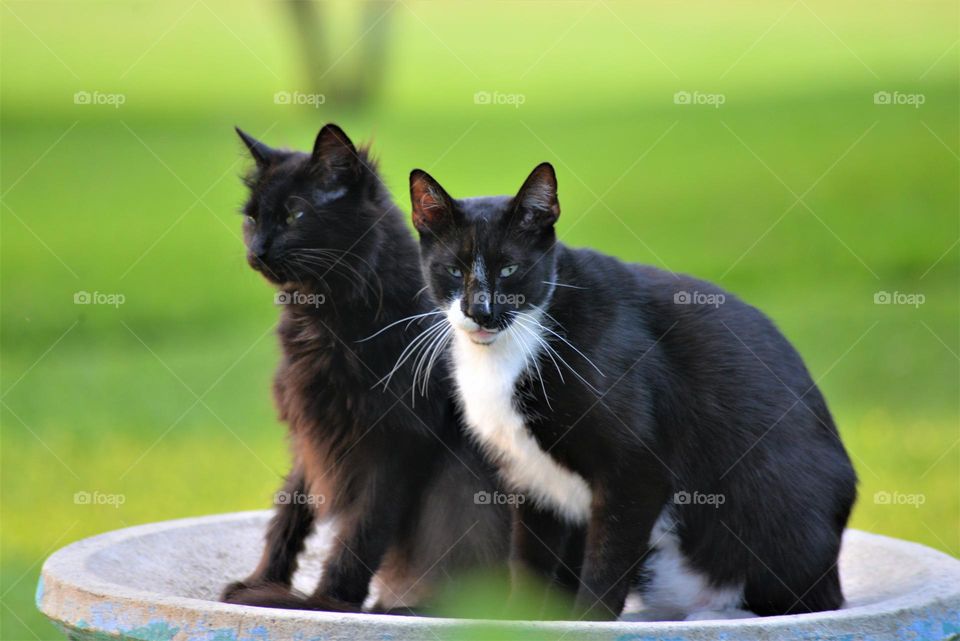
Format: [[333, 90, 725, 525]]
[[221, 125, 509, 611], [410, 163, 858, 620]]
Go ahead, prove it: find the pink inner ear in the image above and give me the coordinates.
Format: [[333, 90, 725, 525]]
[[419, 187, 444, 211], [412, 180, 447, 229]]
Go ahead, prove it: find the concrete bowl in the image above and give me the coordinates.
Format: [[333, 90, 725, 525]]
[[37, 511, 960, 641]]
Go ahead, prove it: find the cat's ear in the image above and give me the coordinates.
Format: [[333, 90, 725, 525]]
[[311, 124, 359, 181], [410, 169, 455, 234], [235, 127, 282, 170], [513, 162, 560, 228]]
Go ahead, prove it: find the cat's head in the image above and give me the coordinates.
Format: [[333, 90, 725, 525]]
[[236, 124, 382, 286], [410, 163, 560, 345]]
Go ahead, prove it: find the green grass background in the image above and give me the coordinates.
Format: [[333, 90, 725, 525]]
[[2, 0, 958, 637]]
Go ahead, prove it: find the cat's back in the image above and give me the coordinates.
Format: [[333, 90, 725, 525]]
[[560, 245, 749, 315], [558, 245, 814, 390]]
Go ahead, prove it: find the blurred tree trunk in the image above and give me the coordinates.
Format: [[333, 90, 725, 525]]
[[285, 0, 396, 108]]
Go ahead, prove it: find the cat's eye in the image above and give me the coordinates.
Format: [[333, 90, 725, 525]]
[[499, 264, 519, 278], [285, 211, 305, 225], [446, 266, 463, 278]]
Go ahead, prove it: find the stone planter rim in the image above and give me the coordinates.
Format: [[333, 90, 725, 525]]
[[37, 510, 960, 641]]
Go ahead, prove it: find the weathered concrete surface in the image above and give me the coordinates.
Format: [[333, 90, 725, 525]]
[[37, 510, 960, 641]]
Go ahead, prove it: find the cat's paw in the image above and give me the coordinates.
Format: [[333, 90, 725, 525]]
[[220, 579, 256, 603], [220, 580, 295, 607]]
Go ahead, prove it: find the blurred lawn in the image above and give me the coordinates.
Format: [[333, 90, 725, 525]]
[[2, 0, 958, 637]]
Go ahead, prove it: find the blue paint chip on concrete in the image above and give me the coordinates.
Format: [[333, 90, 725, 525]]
[[35, 576, 45, 609]]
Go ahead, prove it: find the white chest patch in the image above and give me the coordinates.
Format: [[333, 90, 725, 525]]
[[446, 300, 592, 522]]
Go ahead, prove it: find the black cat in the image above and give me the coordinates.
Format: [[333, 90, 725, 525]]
[[409, 162, 857, 620], [221, 124, 509, 612]]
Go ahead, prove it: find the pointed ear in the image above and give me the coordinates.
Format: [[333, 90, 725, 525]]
[[410, 169, 455, 234], [513, 162, 560, 228], [235, 127, 282, 169], [311, 123, 359, 180]]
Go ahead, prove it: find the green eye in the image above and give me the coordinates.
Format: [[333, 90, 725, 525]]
[[285, 211, 305, 225], [446, 266, 463, 278], [500, 264, 518, 278]]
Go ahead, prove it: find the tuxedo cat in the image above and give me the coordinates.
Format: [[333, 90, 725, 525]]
[[221, 124, 509, 612], [409, 162, 857, 620]]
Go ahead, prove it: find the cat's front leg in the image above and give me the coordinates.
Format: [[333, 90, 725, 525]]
[[574, 470, 669, 620], [311, 477, 412, 608], [509, 500, 579, 617], [222, 467, 316, 604]]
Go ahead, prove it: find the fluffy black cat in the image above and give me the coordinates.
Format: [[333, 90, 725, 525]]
[[409, 162, 857, 620], [221, 124, 509, 612]]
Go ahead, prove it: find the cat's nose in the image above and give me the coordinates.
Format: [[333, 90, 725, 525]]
[[465, 294, 493, 328], [249, 237, 269, 260]]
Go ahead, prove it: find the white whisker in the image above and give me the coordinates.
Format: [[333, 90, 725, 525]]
[[511, 310, 603, 393], [525, 311, 604, 377], [375, 319, 448, 393], [290, 248, 383, 303], [413, 323, 453, 401], [422, 328, 453, 395], [289, 253, 368, 294], [510, 312, 565, 385], [507, 317, 552, 409], [542, 280, 587, 290], [530, 303, 567, 332], [411, 322, 446, 402], [357, 309, 444, 343]]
